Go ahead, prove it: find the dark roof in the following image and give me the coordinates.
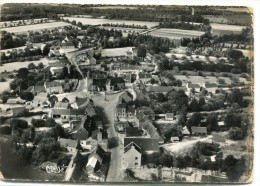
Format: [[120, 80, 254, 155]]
[[124, 137, 159, 152], [75, 97, 92, 108], [28, 86, 46, 93], [70, 128, 89, 140], [125, 127, 141, 137], [89, 144, 106, 160], [118, 91, 133, 103], [204, 83, 218, 88], [124, 142, 142, 153], [146, 86, 174, 93], [187, 83, 200, 88], [139, 73, 152, 79], [93, 115, 103, 128], [52, 108, 85, 116], [191, 126, 207, 134], [70, 116, 89, 140], [106, 76, 125, 86]]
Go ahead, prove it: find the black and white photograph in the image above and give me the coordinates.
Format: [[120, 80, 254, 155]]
[[0, 0, 257, 185]]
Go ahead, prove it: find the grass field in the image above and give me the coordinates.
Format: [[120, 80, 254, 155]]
[[99, 26, 145, 33], [1, 22, 72, 34], [0, 58, 50, 73], [204, 15, 251, 25], [210, 23, 247, 31], [149, 28, 205, 39], [63, 17, 159, 28], [101, 47, 133, 57]]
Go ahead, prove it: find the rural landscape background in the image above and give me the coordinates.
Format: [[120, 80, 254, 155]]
[[0, 3, 254, 184]]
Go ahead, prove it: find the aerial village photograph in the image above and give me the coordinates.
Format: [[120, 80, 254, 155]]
[[0, 1, 255, 184]]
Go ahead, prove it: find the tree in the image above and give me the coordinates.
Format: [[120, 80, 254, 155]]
[[137, 45, 146, 60], [150, 78, 156, 84], [225, 112, 242, 128], [228, 127, 245, 140], [158, 153, 173, 167], [19, 91, 34, 101], [17, 68, 29, 79], [227, 89, 244, 107], [189, 99, 200, 112], [9, 80, 18, 90], [226, 49, 244, 61], [206, 114, 218, 132], [28, 63, 36, 70], [31, 119, 46, 127], [187, 112, 202, 129], [11, 119, 28, 129], [38, 62, 44, 69], [45, 118, 57, 127], [167, 90, 188, 113]]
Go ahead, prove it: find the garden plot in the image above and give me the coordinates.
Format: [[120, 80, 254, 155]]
[[149, 28, 205, 40], [1, 22, 72, 34], [63, 17, 159, 28], [165, 53, 228, 63]]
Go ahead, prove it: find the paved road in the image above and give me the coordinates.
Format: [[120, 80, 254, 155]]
[[91, 92, 124, 182]]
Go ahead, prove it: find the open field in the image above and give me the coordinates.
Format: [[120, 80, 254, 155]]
[[1, 22, 72, 34], [203, 15, 251, 25], [173, 75, 249, 85], [99, 26, 145, 33], [63, 17, 159, 28], [238, 49, 253, 58], [210, 23, 247, 31], [90, 6, 140, 9], [101, 47, 133, 57], [0, 79, 12, 94], [149, 28, 204, 40], [0, 58, 50, 73]]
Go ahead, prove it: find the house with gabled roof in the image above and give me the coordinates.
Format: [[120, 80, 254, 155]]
[[54, 101, 70, 109], [124, 137, 159, 154], [69, 116, 89, 140], [125, 127, 141, 137], [123, 142, 142, 168], [71, 97, 94, 109], [27, 86, 46, 95], [186, 83, 201, 94], [191, 126, 207, 136], [44, 81, 63, 94], [86, 145, 106, 174], [106, 76, 125, 91], [145, 85, 174, 94], [51, 108, 85, 123], [58, 138, 79, 152], [202, 83, 218, 93], [115, 103, 135, 121], [118, 91, 133, 104], [137, 73, 152, 84]]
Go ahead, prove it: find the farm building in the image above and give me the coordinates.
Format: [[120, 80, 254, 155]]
[[191, 126, 207, 136], [123, 142, 142, 168]]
